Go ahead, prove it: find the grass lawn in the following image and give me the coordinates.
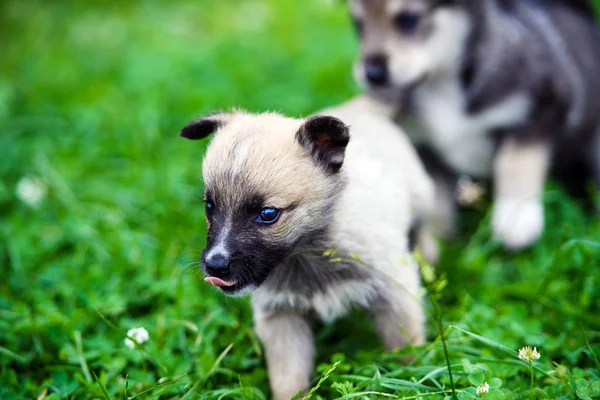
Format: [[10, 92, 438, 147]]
[[1, 0, 599, 398]]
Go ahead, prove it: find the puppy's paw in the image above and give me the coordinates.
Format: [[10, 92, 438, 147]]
[[492, 199, 544, 250]]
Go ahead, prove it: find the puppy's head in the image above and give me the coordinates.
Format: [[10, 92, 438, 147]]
[[350, 0, 471, 103], [180, 111, 350, 296]]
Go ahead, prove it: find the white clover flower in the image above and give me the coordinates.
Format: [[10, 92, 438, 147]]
[[124, 327, 149, 349], [16, 176, 47, 208], [476, 382, 490, 396], [456, 175, 485, 206], [518, 346, 541, 362]]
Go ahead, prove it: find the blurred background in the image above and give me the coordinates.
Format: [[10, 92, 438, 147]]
[[1, 1, 599, 399]]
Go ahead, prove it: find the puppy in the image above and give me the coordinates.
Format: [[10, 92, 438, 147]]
[[180, 97, 435, 399], [351, 0, 600, 249]]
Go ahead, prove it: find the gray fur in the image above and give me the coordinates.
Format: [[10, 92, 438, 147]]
[[452, 0, 600, 181], [354, 0, 600, 248], [262, 252, 374, 298]]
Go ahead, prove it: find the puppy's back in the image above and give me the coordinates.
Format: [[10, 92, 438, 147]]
[[320, 97, 435, 266]]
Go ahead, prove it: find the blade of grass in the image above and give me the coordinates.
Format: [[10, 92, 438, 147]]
[[214, 387, 267, 400], [335, 391, 399, 399], [92, 371, 111, 400], [450, 326, 517, 358], [73, 331, 93, 383], [581, 324, 600, 370], [337, 390, 457, 400], [434, 302, 456, 399], [181, 343, 234, 400], [122, 374, 129, 400], [418, 252, 457, 400], [378, 378, 436, 391], [417, 364, 470, 385], [0, 346, 31, 364], [128, 374, 189, 399], [301, 361, 341, 400]]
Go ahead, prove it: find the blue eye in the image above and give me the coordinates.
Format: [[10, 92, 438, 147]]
[[394, 12, 421, 34], [257, 207, 280, 224], [205, 201, 214, 213]]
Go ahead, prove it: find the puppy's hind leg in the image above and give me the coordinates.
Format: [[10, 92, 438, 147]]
[[254, 311, 314, 400], [416, 145, 459, 239], [371, 279, 425, 351]]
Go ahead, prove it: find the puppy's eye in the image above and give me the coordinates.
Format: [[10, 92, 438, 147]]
[[205, 200, 214, 214], [353, 19, 364, 36], [394, 12, 421, 34], [257, 207, 280, 224]]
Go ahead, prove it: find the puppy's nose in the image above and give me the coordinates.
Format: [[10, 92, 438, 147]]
[[364, 55, 389, 86], [205, 254, 230, 277]]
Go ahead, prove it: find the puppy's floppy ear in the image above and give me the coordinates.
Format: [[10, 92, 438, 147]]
[[296, 115, 350, 173], [180, 111, 230, 140]]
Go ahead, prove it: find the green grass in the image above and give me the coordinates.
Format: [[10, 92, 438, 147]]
[[1, 0, 599, 399]]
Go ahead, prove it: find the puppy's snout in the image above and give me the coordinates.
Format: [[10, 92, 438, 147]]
[[364, 55, 389, 86], [204, 253, 231, 278]]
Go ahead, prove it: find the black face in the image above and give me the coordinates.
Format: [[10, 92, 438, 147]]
[[200, 191, 295, 295]]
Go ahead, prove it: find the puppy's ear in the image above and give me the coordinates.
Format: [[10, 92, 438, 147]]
[[180, 111, 230, 140], [296, 115, 350, 173]]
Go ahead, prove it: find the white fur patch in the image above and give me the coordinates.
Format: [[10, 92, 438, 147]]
[[205, 218, 231, 260], [492, 198, 544, 250], [230, 284, 258, 297], [418, 83, 532, 177]]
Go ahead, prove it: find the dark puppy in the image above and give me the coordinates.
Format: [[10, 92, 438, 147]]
[[352, 0, 600, 249]]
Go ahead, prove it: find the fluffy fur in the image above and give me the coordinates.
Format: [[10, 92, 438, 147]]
[[180, 96, 435, 399], [351, 0, 600, 249]]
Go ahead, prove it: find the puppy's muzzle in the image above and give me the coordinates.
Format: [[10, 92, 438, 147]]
[[205, 253, 230, 277], [364, 54, 389, 86], [203, 253, 235, 287]]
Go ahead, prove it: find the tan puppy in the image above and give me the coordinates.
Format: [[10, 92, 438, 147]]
[[180, 97, 435, 399]]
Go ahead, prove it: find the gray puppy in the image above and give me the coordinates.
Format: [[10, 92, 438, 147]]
[[351, 0, 600, 249]]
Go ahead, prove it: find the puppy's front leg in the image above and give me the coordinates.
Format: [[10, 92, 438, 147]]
[[492, 136, 551, 250], [415, 145, 459, 239], [254, 311, 314, 400]]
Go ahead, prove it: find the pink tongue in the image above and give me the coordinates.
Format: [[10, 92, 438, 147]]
[[204, 276, 235, 287]]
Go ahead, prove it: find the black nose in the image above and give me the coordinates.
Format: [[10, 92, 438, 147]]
[[205, 254, 230, 277], [364, 55, 389, 86]]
